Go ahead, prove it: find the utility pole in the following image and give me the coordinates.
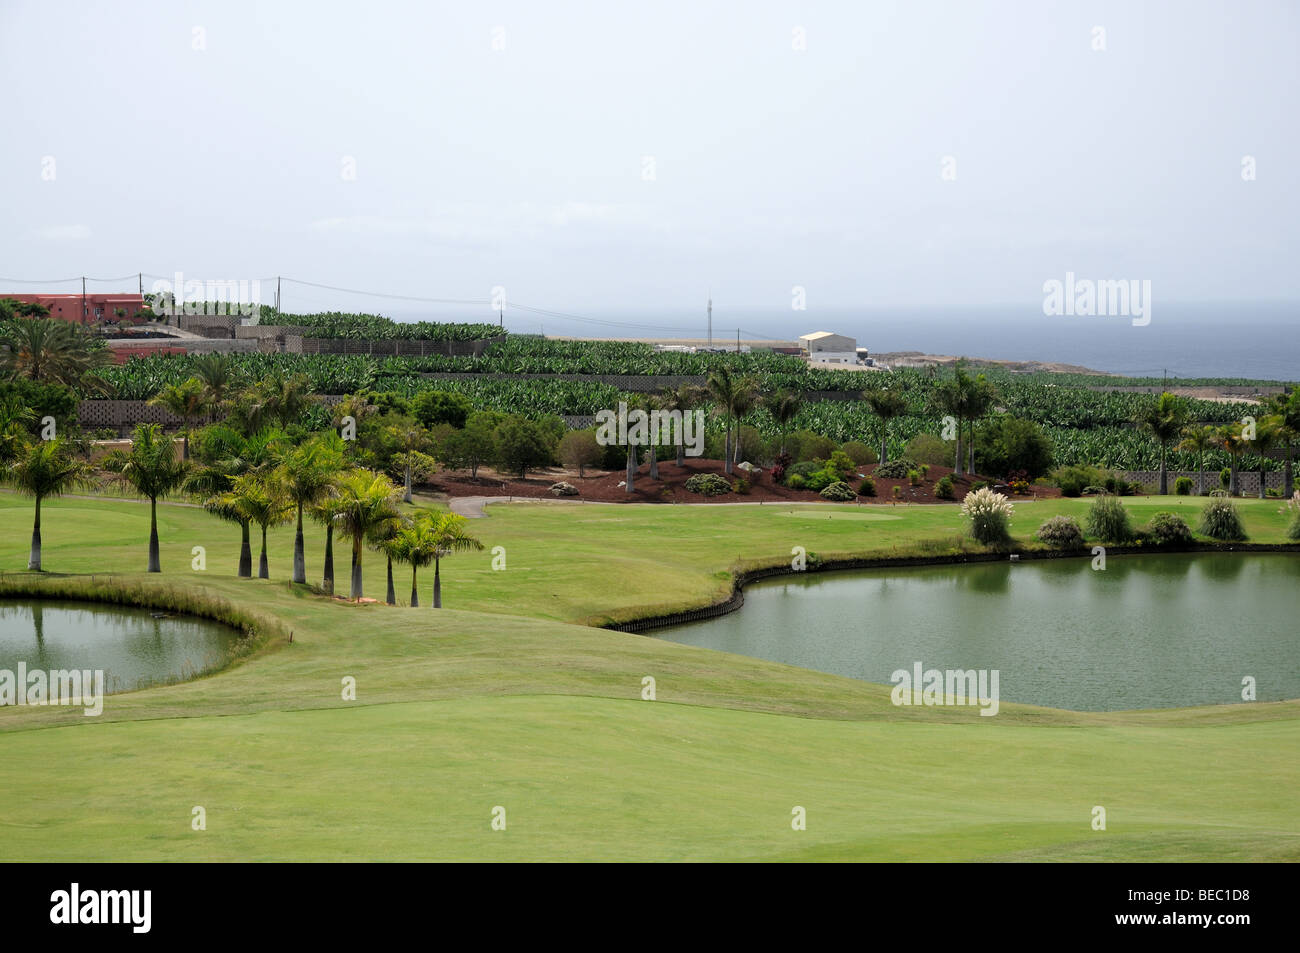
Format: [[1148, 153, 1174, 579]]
[[735, 328, 740, 354], [276, 276, 281, 314], [707, 293, 712, 349], [138, 272, 142, 294], [81, 276, 86, 326]]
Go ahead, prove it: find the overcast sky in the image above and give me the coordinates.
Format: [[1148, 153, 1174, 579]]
[[2, 0, 1297, 324]]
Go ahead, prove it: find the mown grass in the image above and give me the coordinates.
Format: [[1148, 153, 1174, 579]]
[[0, 490, 1295, 861]]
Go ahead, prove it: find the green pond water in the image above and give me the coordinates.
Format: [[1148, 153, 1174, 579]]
[[656, 553, 1300, 711], [0, 600, 243, 694]]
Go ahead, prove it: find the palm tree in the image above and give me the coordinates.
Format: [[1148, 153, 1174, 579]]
[[332, 470, 402, 600], [965, 373, 998, 474], [371, 511, 411, 606], [622, 394, 648, 495], [387, 515, 440, 607], [191, 353, 234, 418], [275, 433, 344, 584], [1217, 422, 1249, 496], [310, 495, 350, 596], [766, 389, 802, 457], [663, 383, 708, 466], [220, 474, 293, 578], [933, 372, 968, 476], [185, 427, 282, 577], [0, 316, 109, 388], [0, 394, 36, 463], [1177, 425, 1217, 495], [1133, 392, 1190, 495], [1267, 389, 1300, 494], [425, 511, 484, 608], [3, 438, 93, 570], [118, 423, 188, 572], [149, 377, 209, 460], [862, 387, 908, 467], [1249, 416, 1285, 499], [706, 367, 758, 475]]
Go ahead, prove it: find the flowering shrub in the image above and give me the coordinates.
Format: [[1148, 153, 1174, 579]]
[[1036, 515, 1084, 548], [960, 486, 1013, 545], [1286, 491, 1300, 540], [1199, 492, 1247, 540]]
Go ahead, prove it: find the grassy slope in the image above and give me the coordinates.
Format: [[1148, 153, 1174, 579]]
[[0, 491, 1296, 861]]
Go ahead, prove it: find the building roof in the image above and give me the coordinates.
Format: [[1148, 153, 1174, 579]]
[[799, 331, 839, 341]]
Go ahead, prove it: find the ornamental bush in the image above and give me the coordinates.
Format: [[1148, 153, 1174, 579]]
[[960, 486, 1013, 545], [1198, 493, 1247, 540], [934, 475, 954, 500], [786, 474, 806, 490], [874, 458, 920, 479], [1085, 494, 1132, 542], [858, 477, 876, 497], [820, 481, 856, 502], [1174, 476, 1193, 496], [1144, 511, 1194, 545], [684, 472, 732, 496], [1035, 515, 1084, 548]]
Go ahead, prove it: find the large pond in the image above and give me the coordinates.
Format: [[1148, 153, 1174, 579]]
[[0, 600, 244, 696], [657, 553, 1300, 711]]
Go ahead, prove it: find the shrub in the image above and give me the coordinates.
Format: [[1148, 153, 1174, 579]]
[[820, 481, 856, 502], [1174, 476, 1193, 496], [684, 473, 733, 496], [1144, 511, 1193, 545], [969, 480, 989, 492], [934, 475, 954, 500], [1053, 464, 1105, 497], [788, 430, 837, 463], [1287, 493, 1300, 540], [786, 473, 806, 490], [770, 464, 786, 484], [806, 468, 838, 492], [785, 460, 821, 481], [1220, 467, 1232, 490], [1198, 493, 1247, 540], [875, 459, 919, 479], [891, 485, 901, 500], [826, 450, 856, 480], [1085, 494, 1132, 542], [732, 477, 750, 495], [858, 477, 877, 497], [1036, 515, 1084, 548], [960, 487, 1013, 545], [840, 442, 877, 467], [902, 433, 954, 467], [907, 469, 921, 486], [1081, 485, 1107, 496], [920, 464, 931, 477], [974, 416, 1055, 480]]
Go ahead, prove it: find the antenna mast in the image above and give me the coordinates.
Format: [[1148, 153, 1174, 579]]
[[707, 293, 712, 349]]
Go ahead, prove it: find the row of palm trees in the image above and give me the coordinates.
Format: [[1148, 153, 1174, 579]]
[[1, 423, 483, 607], [1139, 389, 1300, 497]]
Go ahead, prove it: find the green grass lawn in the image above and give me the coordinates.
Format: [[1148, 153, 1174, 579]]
[[0, 490, 1296, 861]]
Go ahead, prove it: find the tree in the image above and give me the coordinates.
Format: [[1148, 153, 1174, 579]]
[[1266, 388, 1300, 494], [372, 512, 411, 606], [706, 367, 758, 475], [0, 316, 109, 389], [558, 430, 602, 478], [3, 438, 92, 571], [965, 373, 998, 474], [974, 416, 1054, 480], [424, 511, 484, 608], [385, 422, 432, 503], [412, 390, 472, 430], [933, 371, 968, 476], [331, 470, 402, 600], [185, 426, 282, 577], [221, 474, 293, 578], [766, 389, 802, 457], [663, 383, 708, 466], [1177, 425, 1217, 496], [275, 433, 344, 584], [0, 393, 36, 463], [386, 516, 438, 607], [495, 416, 552, 480], [149, 377, 209, 459], [1133, 392, 1189, 495], [440, 418, 497, 479], [191, 353, 234, 417], [1248, 416, 1285, 499], [862, 387, 907, 467], [118, 423, 188, 572], [1216, 422, 1248, 496], [310, 494, 353, 596]]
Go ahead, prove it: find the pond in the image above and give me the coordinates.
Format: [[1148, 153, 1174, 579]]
[[0, 600, 244, 697], [656, 553, 1300, 711]]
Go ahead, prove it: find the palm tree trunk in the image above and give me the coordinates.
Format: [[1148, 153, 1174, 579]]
[[1159, 443, 1168, 496], [403, 462, 413, 504], [322, 526, 334, 595], [410, 567, 419, 608], [258, 524, 269, 578], [1286, 445, 1294, 496], [386, 556, 396, 605], [625, 443, 635, 494], [1230, 459, 1239, 496], [649, 446, 659, 480], [350, 537, 363, 600], [292, 504, 306, 584], [28, 495, 41, 571], [967, 420, 975, 475], [953, 431, 964, 478], [879, 424, 888, 467], [433, 557, 442, 608], [238, 520, 252, 577], [1259, 459, 1267, 499], [677, 434, 685, 467], [148, 496, 161, 573], [1197, 454, 1204, 496], [724, 422, 733, 475]]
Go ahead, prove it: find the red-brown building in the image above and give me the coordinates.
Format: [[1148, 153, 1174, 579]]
[[1, 292, 148, 325]]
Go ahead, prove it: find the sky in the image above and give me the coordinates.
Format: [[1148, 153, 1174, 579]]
[[1, 0, 1297, 336]]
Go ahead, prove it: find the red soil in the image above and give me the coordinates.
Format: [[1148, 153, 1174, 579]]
[[427, 458, 1062, 505]]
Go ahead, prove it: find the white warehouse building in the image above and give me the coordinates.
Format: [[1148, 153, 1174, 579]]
[[798, 331, 858, 364]]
